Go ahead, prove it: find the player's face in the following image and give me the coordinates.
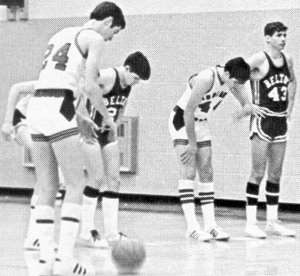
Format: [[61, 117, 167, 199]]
[[227, 77, 245, 90], [102, 26, 122, 41], [126, 72, 141, 86], [268, 31, 287, 50]]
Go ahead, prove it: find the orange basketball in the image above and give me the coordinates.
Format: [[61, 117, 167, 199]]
[[111, 239, 146, 273]]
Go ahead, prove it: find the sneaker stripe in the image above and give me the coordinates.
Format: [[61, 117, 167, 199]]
[[73, 263, 79, 273]]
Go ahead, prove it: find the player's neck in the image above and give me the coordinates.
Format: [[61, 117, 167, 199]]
[[265, 46, 282, 59], [116, 67, 128, 88]]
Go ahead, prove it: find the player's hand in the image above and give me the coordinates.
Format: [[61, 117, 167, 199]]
[[76, 113, 98, 144], [180, 144, 197, 165], [251, 104, 268, 118], [1, 122, 13, 141], [100, 116, 116, 133]]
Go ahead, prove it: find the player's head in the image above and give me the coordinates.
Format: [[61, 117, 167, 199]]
[[264, 22, 287, 36], [123, 52, 151, 86], [90, 2, 126, 41], [264, 22, 287, 50], [224, 57, 250, 85]]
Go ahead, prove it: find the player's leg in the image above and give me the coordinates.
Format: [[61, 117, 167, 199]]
[[174, 143, 212, 242], [52, 134, 95, 274], [196, 143, 230, 241], [245, 135, 268, 238], [79, 141, 107, 247], [30, 139, 59, 273], [265, 141, 295, 236], [101, 141, 127, 244], [15, 125, 42, 250]]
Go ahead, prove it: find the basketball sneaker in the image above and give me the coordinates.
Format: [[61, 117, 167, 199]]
[[245, 223, 267, 239], [53, 257, 95, 275], [23, 237, 40, 250], [186, 229, 213, 242], [265, 220, 296, 237], [79, 229, 108, 248], [206, 226, 230, 241], [107, 232, 129, 246]]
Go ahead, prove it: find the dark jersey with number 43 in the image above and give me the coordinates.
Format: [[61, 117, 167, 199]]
[[251, 52, 290, 113], [86, 69, 132, 127]]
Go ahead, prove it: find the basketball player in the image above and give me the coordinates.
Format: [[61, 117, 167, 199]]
[[1, 81, 41, 250], [1, 81, 65, 250], [25, 2, 125, 275], [79, 52, 151, 247], [169, 57, 267, 242], [244, 22, 297, 238]]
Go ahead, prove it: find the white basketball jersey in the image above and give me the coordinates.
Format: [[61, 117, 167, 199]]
[[35, 27, 89, 94], [177, 66, 230, 120], [15, 94, 32, 116]]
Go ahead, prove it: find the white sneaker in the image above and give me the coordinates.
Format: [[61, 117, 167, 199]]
[[186, 229, 213, 242], [266, 220, 296, 237], [23, 237, 40, 250], [53, 257, 94, 275], [245, 224, 267, 239], [106, 232, 129, 246], [38, 257, 55, 276], [207, 226, 230, 241], [79, 230, 108, 248]]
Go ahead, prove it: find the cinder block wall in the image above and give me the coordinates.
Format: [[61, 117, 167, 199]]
[[1, 2, 299, 203]]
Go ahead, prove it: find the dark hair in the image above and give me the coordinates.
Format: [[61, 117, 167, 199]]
[[264, 22, 287, 36], [224, 57, 250, 83], [124, 52, 151, 80], [90, 2, 126, 29]]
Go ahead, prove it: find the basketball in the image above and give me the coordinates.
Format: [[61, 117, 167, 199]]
[[111, 239, 146, 273]]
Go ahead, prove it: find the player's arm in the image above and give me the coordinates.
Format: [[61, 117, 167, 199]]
[[78, 30, 114, 130], [1, 81, 36, 141], [75, 96, 99, 144], [181, 70, 213, 164], [246, 51, 266, 73], [285, 54, 297, 120], [231, 83, 267, 120]]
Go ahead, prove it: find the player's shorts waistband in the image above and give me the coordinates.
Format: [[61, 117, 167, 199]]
[[34, 89, 74, 99]]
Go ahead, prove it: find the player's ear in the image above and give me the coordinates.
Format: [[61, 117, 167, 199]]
[[103, 16, 113, 27], [124, 65, 131, 72]]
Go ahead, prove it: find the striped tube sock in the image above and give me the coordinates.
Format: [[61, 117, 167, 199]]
[[36, 205, 55, 261], [57, 203, 81, 260], [178, 179, 199, 231], [198, 182, 216, 230], [27, 193, 38, 238], [101, 191, 119, 238], [81, 185, 100, 234], [246, 182, 260, 224], [266, 181, 280, 221]]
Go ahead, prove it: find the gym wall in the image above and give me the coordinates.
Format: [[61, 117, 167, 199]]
[[0, 1, 299, 203]]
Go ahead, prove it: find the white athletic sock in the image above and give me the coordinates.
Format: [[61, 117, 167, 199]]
[[178, 180, 199, 231], [102, 192, 119, 238], [35, 205, 55, 261], [198, 182, 216, 230], [246, 205, 257, 225], [267, 205, 278, 222], [81, 195, 98, 234], [57, 203, 81, 260], [27, 193, 38, 238]]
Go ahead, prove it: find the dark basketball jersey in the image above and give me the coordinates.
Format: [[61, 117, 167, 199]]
[[86, 69, 131, 127], [251, 52, 290, 113]]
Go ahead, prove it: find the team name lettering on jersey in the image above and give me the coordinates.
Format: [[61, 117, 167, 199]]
[[103, 95, 127, 106], [263, 73, 289, 89]]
